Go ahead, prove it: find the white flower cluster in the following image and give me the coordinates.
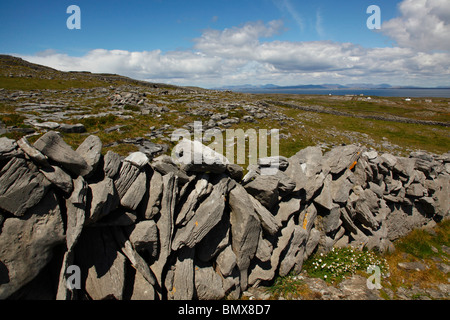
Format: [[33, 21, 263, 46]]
[[307, 247, 389, 282]]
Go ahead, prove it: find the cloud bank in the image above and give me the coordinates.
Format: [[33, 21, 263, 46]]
[[18, 0, 450, 88]]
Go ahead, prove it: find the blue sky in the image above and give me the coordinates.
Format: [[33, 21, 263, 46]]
[[1, 0, 449, 87]]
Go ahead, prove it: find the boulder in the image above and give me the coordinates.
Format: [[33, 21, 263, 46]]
[[75, 227, 127, 300], [151, 173, 177, 287], [58, 123, 86, 133], [120, 169, 147, 211], [249, 194, 280, 235], [88, 177, 119, 223], [279, 226, 308, 276], [125, 152, 149, 169], [0, 191, 65, 299], [39, 165, 73, 194], [226, 164, 244, 181], [173, 138, 229, 173], [172, 177, 230, 250], [114, 161, 141, 199], [103, 151, 122, 178], [128, 220, 158, 255], [143, 170, 163, 219], [0, 157, 51, 216], [324, 144, 361, 174], [175, 174, 212, 226], [275, 196, 301, 226], [314, 174, 333, 210], [406, 183, 427, 197], [194, 264, 225, 300], [248, 217, 296, 285], [167, 247, 195, 300], [229, 184, 262, 290], [76, 135, 102, 176], [66, 176, 88, 251], [17, 137, 48, 165], [216, 246, 237, 277], [244, 175, 279, 210], [34, 131, 92, 176]]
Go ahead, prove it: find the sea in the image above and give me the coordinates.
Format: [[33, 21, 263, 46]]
[[235, 88, 450, 98]]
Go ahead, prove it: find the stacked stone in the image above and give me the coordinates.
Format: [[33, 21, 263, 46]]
[[0, 134, 448, 300]]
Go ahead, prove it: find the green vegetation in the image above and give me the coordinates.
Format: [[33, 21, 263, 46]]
[[303, 247, 389, 284]]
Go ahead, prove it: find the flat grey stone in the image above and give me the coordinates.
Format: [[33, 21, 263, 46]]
[[34, 131, 92, 176]]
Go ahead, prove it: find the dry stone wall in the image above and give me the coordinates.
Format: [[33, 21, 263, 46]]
[[0, 132, 449, 300]]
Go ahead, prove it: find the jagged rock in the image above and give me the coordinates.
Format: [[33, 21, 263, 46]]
[[76, 135, 102, 176], [17, 137, 48, 165], [120, 169, 147, 211], [248, 217, 296, 285], [125, 152, 149, 169], [151, 155, 190, 184], [406, 183, 427, 197], [75, 227, 127, 300], [314, 174, 333, 210], [172, 177, 230, 250], [88, 177, 119, 223], [279, 226, 308, 276], [380, 153, 397, 169], [331, 170, 354, 204], [174, 138, 229, 173], [39, 165, 73, 194], [354, 198, 379, 230], [58, 123, 86, 133], [229, 184, 262, 290], [128, 220, 158, 256], [0, 191, 65, 299], [244, 175, 279, 210], [196, 217, 229, 263], [322, 204, 343, 234], [258, 156, 289, 171], [0, 157, 51, 216], [34, 131, 92, 176], [275, 196, 301, 226], [255, 234, 273, 262], [226, 163, 244, 181], [194, 263, 225, 300], [167, 247, 195, 300], [143, 170, 163, 219], [433, 175, 450, 218], [385, 204, 431, 240], [393, 157, 416, 178], [175, 174, 212, 226], [299, 203, 318, 235], [304, 228, 321, 259], [114, 161, 141, 199], [130, 270, 156, 300], [151, 173, 177, 288], [216, 245, 237, 277], [249, 194, 280, 235], [66, 176, 88, 251], [113, 227, 156, 286], [103, 150, 122, 178], [324, 144, 361, 174]]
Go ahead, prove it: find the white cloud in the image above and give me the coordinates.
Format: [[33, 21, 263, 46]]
[[382, 0, 450, 52], [18, 18, 450, 88]]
